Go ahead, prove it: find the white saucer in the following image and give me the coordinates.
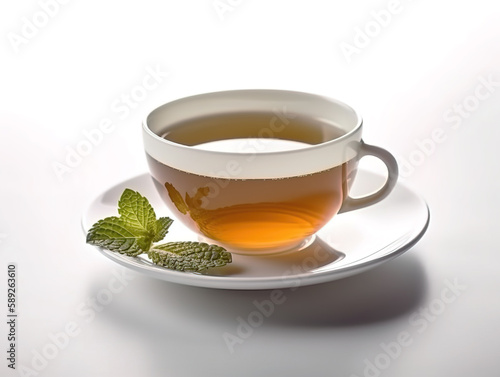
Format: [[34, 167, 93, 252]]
[[82, 171, 429, 290]]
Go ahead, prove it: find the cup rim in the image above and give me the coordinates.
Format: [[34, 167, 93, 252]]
[[142, 89, 364, 178], [143, 89, 363, 153]]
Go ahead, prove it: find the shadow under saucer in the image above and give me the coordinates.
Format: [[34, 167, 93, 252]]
[[89, 251, 427, 332]]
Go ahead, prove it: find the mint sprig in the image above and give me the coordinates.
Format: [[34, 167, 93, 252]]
[[86, 189, 232, 272]]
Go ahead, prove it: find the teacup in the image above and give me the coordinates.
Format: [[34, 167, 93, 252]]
[[143, 90, 398, 255]]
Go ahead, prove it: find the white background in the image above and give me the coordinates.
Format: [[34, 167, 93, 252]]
[[1, 0, 500, 376]]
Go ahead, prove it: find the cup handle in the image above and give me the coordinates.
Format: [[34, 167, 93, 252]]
[[338, 141, 399, 214]]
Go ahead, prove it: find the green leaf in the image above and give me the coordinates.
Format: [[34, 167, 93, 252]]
[[86, 216, 150, 256], [152, 217, 174, 242], [86, 189, 233, 273], [118, 189, 157, 233], [148, 241, 232, 272]]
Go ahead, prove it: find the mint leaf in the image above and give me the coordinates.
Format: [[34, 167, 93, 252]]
[[118, 189, 157, 234], [152, 217, 173, 242], [86, 216, 149, 256], [86, 189, 232, 273], [148, 242, 232, 272], [87, 189, 164, 255]]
